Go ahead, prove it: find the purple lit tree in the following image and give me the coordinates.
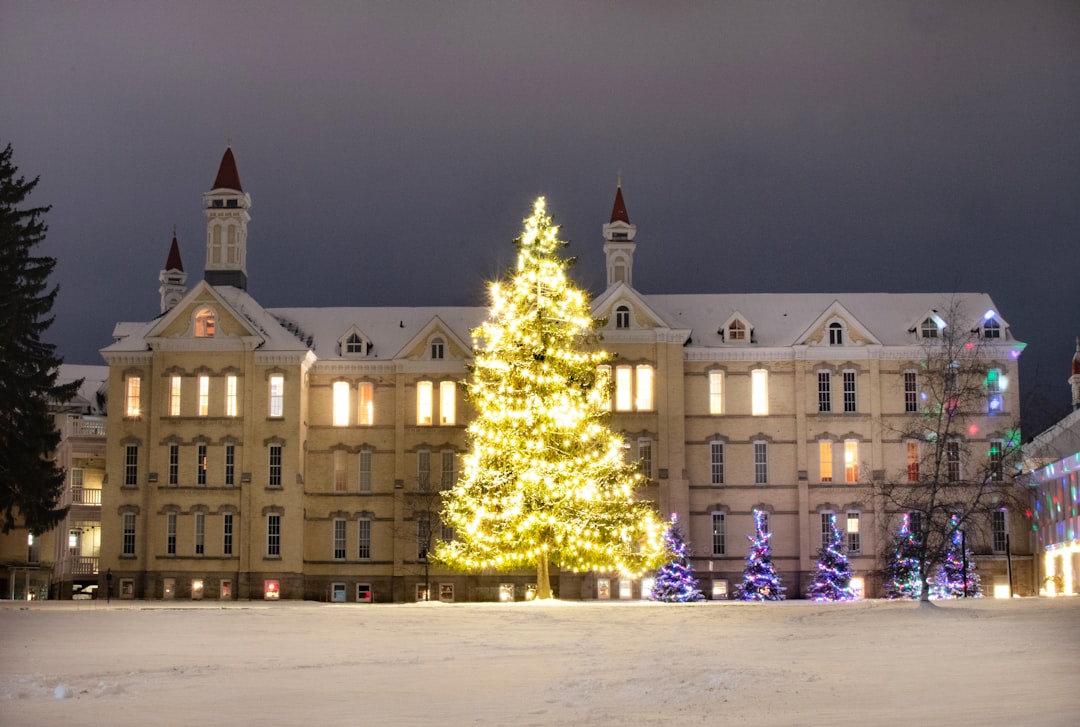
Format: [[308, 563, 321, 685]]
[[649, 513, 705, 602], [735, 510, 785, 601], [883, 514, 922, 600], [807, 514, 855, 601], [931, 515, 982, 598]]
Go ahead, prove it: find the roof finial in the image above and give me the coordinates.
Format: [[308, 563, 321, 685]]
[[616, 169, 622, 188]]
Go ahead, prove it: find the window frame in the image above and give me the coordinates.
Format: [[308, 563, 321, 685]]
[[124, 445, 138, 486], [125, 375, 141, 417], [819, 440, 833, 483], [194, 512, 205, 555], [751, 369, 768, 416], [842, 369, 857, 413], [196, 443, 208, 485], [198, 375, 210, 417], [844, 440, 859, 483], [818, 371, 831, 413], [166, 512, 177, 555], [122, 512, 136, 555], [333, 518, 347, 560], [711, 512, 726, 556], [332, 381, 350, 427], [753, 441, 768, 484], [223, 513, 233, 556], [268, 444, 283, 488], [358, 518, 371, 560], [417, 381, 433, 425], [903, 370, 919, 413], [357, 382, 374, 426], [846, 512, 861, 554], [267, 514, 281, 557], [169, 375, 182, 417], [708, 370, 724, 415], [710, 441, 724, 485], [440, 380, 456, 425], [268, 375, 285, 418]]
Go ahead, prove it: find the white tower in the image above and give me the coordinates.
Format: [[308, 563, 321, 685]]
[[203, 147, 251, 290], [602, 183, 637, 288], [158, 232, 187, 313]]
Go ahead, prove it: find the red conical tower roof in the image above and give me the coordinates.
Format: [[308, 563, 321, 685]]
[[164, 233, 184, 272], [212, 147, 243, 192], [610, 185, 630, 224]]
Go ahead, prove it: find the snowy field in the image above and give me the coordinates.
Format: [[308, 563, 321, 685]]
[[0, 597, 1075, 726]]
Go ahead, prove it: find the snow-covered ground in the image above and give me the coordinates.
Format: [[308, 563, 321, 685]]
[[0, 597, 1075, 726]]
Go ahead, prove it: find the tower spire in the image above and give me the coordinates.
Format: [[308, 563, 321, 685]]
[[159, 231, 187, 313], [1070, 337, 1080, 410], [602, 179, 637, 288], [203, 146, 251, 290]]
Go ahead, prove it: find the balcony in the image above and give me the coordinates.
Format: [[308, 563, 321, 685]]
[[71, 487, 102, 506], [69, 556, 100, 576], [63, 415, 106, 439]]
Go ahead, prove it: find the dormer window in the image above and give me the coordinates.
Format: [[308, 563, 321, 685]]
[[983, 317, 1001, 339], [612, 232, 629, 241], [431, 337, 445, 360], [828, 322, 844, 345], [346, 333, 364, 354], [920, 318, 939, 339], [728, 320, 746, 341], [194, 308, 216, 337], [615, 306, 630, 329]]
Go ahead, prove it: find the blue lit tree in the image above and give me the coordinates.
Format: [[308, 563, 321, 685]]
[[883, 514, 922, 600], [807, 514, 855, 602], [931, 515, 982, 598], [649, 513, 705, 602], [735, 510, 785, 601]]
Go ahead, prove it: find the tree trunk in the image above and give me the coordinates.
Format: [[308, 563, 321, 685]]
[[536, 557, 552, 599]]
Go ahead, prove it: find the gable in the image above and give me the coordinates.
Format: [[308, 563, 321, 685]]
[[795, 301, 880, 347], [395, 315, 473, 361]]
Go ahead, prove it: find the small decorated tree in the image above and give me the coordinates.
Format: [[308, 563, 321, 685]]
[[735, 510, 785, 601], [649, 513, 705, 602], [931, 515, 982, 598], [883, 514, 923, 600], [807, 514, 855, 602]]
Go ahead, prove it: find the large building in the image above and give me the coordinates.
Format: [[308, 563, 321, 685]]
[[98, 149, 1034, 601]]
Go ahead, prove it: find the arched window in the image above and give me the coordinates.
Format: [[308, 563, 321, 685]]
[[194, 308, 215, 337], [430, 337, 445, 360], [828, 322, 843, 345], [615, 306, 630, 329]]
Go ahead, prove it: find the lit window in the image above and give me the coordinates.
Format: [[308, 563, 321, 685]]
[[615, 306, 630, 329], [819, 441, 833, 482], [431, 337, 445, 360], [198, 375, 209, 416], [846, 512, 861, 554], [268, 444, 282, 487], [333, 519, 347, 560], [754, 441, 768, 484], [268, 375, 284, 417], [946, 440, 961, 481], [710, 441, 724, 485], [842, 370, 857, 413], [125, 375, 141, 417], [357, 382, 374, 425], [168, 444, 179, 485], [194, 307, 215, 337], [226, 375, 238, 417], [124, 445, 138, 486], [440, 381, 456, 425], [122, 513, 136, 555], [333, 381, 350, 427], [615, 366, 633, 411], [196, 443, 207, 485], [992, 509, 1008, 553], [194, 512, 205, 555], [638, 438, 653, 479], [417, 449, 431, 491], [169, 375, 181, 416], [635, 365, 654, 411], [333, 450, 347, 492], [828, 322, 843, 345], [709, 370, 724, 415], [818, 372, 831, 413], [751, 369, 768, 416], [903, 371, 919, 413], [358, 519, 371, 559], [223, 513, 233, 555], [844, 440, 858, 483], [167, 512, 177, 555], [267, 514, 281, 556], [728, 320, 746, 341], [417, 381, 433, 425], [712, 512, 726, 555], [906, 442, 920, 482], [358, 450, 372, 492]]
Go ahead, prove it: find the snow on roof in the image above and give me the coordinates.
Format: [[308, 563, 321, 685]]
[[645, 292, 1004, 347], [56, 363, 108, 413]]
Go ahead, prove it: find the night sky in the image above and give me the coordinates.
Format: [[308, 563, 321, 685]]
[[3, 2, 1078, 433]]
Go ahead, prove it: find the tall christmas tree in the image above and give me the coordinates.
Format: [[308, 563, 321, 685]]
[[931, 515, 982, 599], [436, 198, 664, 599], [883, 514, 923, 600], [0, 143, 79, 534], [807, 514, 855, 602], [735, 510, 785, 601], [649, 513, 705, 602]]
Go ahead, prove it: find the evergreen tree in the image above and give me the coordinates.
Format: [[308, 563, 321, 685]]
[[0, 143, 78, 534], [807, 514, 855, 602], [735, 510, 785, 601], [883, 514, 923, 599], [931, 515, 982, 598], [436, 198, 664, 599], [649, 513, 705, 602]]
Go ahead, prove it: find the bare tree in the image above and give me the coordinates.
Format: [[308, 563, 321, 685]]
[[873, 300, 1025, 601]]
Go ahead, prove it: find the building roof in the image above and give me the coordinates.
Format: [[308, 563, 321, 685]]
[[211, 147, 243, 192], [56, 364, 108, 414]]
